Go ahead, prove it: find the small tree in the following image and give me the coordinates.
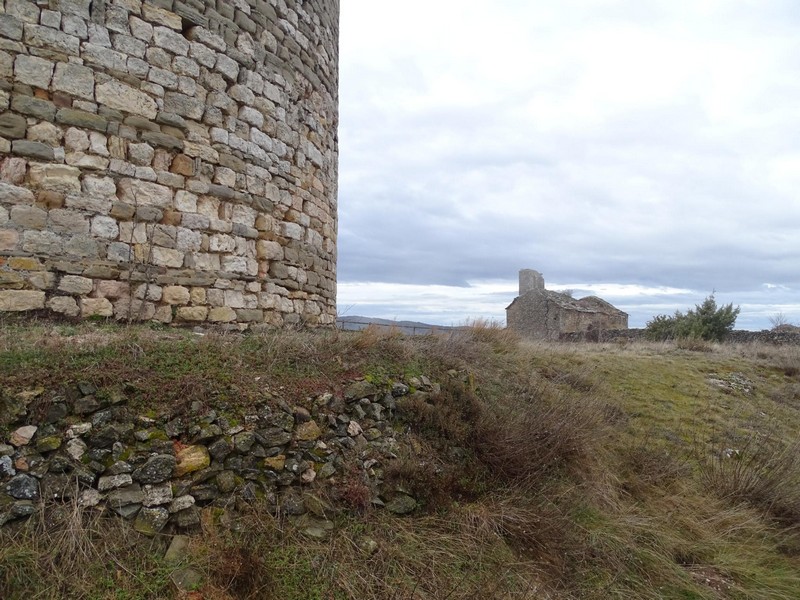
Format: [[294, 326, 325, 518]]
[[645, 294, 740, 342], [769, 312, 790, 330]]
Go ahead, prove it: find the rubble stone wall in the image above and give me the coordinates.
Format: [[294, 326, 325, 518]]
[[0, 0, 339, 328]]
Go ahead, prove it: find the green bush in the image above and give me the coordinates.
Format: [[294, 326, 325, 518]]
[[645, 294, 740, 342]]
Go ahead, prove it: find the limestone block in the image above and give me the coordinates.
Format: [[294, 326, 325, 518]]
[[209, 234, 235, 253], [236, 309, 264, 323], [65, 153, 110, 170], [96, 80, 157, 119], [82, 176, 117, 197], [28, 271, 55, 290], [0, 290, 45, 311], [0, 207, 8, 226], [162, 286, 190, 305], [64, 128, 90, 152], [148, 304, 170, 323], [91, 216, 119, 240], [52, 62, 94, 100], [107, 242, 133, 263], [27, 122, 62, 147], [281, 222, 303, 240], [28, 164, 81, 194], [183, 141, 218, 163], [117, 179, 173, 209], [56, 276, 92, 298], [213, 167, 236, 188], [128, 143, 155, 166], [22, 230, 63, 255], [0, 229, 20, 251], [130, 16, 153, 41], [176, 228, 201, 251], [95, 280, 129, 299], [47, 296, 80, 317], [62, 15, 87, 38], [80, 298, 113, 318], [10, 205, 47, 229], [89, 133, 109, 157], [65, 234, 99, 258], [0, 181, 35, 204], [163, 92, 204, 120], [174, 191, 197, 212], [24, 24, 80, 55], [221, 256, 249, 274], [134, 283, 162, 302], [14, 54, 53, 88], [64, 194, 112, 214], [176, 306, 207, 322], [153, 26, 189, 55], [6, 257, 40, 272], [223, 290, 245, 309], [150, 247, 184, 268], [180, 213, 210, 231], [208, 306, 236, 322], [189, 287, 206, 305], [190, 252, 219, 271], [116, 298, 156, 321]]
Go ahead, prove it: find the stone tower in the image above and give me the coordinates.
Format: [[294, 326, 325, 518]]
[[518, 268, 544, 295], [0, 0, 339, 328]]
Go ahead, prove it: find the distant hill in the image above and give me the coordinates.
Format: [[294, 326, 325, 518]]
[[336, 315, 457, 335]]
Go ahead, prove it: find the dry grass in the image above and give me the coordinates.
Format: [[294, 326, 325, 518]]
[[3, 320, 800, 598]]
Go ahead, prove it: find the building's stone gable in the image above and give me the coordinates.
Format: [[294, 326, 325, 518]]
[[0, 0, 339, 328], [507, 269, 628, 340]]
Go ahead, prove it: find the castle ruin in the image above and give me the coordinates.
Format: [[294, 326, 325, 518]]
[[0, 0, 338, 328], [506, 269, 628, 340]]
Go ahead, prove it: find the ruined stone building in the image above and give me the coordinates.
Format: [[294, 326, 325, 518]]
[[506, 269, 628, 340], [0, 0, 338, 328]]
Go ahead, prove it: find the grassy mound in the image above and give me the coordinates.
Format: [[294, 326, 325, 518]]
[[1, 319, 800, 599]]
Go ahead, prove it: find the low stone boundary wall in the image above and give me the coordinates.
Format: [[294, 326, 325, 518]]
[[559, 329, 800, 345]]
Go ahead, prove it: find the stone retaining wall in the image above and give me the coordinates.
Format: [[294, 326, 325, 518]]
[[1, 374, 437, 532], [0, 0, 338, 328]]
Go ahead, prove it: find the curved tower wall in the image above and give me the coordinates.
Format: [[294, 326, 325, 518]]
[[0, 0, 338, 328]]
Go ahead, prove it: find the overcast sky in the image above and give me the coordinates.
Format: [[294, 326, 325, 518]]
[[335, 0, 800, 330]]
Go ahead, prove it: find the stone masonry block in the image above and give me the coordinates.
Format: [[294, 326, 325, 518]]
[[80, 297, 113, 317], [58, 275, 94, 295], [96, 80, 158, 119], [52, 62, 95, 100], [14, 54, 53, 88], [162, 285, 190, 305], [0, 290, 45, 311]]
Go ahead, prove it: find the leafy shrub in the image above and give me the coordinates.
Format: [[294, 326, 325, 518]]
[[645, 294, 740, 342]]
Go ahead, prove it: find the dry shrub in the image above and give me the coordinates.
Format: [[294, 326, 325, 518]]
[[620, 441, 690, 497], [675, 336, 714, 352], [336, 466, 373, 513], [769, 382, 800, 408], [699, 435, 800, 525], [458, 491, 575, 571], [0, 497, 172, 599], [539, 364, 597, 392], [395, 380, 483, 446], [475, 391, 606, 485], [194, 507, 276, 599], [458, 318, 521, 347]]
